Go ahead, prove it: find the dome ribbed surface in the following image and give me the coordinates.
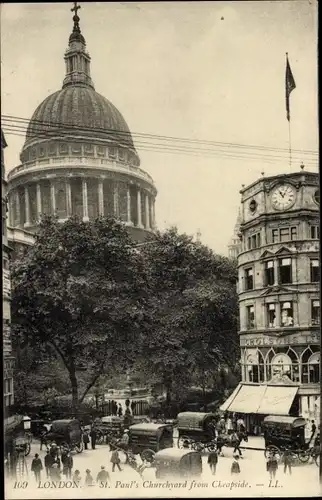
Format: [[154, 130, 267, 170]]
[[23, 86, 135, 149]]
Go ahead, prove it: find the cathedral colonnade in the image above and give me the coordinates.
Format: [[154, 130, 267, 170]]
[[8, 177, 156, 231]]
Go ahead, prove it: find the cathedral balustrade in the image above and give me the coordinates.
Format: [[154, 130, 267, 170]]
[[7, 156, 155, 187]]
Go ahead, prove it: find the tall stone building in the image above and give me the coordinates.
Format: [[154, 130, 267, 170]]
[[7, 7, 157, 243], [221, 170, 320, 432]]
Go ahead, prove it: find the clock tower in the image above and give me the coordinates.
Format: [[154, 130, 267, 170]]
[[221, 169, 320, 433]]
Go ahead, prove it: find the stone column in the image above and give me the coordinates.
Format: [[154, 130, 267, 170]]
[[15, 191, 20, 226], [274, 259, 279, 286], [275, 302, 281, 328], [24, 186, 31, 226], [36, 183, 42, 219], [98, 179, 104, 216], [113, 182, 119, 217], [126, 186, 132, 224], [82, 178, 89, 220], [66, 180, 72, 217], [145, 193, 150, 229], [152, 199, 156, 228], [137, 188, 142, 227], [50, 181, 56, 214]]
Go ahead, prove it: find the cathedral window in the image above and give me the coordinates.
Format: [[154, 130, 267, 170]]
[[278, 258, 292, 284], [311, 300, 320, 325], [59, 143, 68, 155], [97, 146, 105, 156], [84, 144, 94, 156], [118, 148, 125, 161], [280, 301, 294, 326], [310, 259, 320, 283], [108, 147, 116, 159]]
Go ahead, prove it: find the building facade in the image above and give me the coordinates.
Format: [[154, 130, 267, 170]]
[[221, 170, 320, 432], [7, 9, 157, 243], [2, 130, 15, 417]]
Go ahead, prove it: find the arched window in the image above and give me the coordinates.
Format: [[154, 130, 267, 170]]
[[308, 352, 320, 384], [244, 349, 265, 383], [301, 347, 313, 384], [286, 347, 300, 382], [271, 353, 292, 378], [265, 348, 276, 381]]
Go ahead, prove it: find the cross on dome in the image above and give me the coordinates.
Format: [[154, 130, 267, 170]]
[[71, 2, 81, 32]]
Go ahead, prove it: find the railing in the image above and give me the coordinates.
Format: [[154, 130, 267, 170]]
[[8, 157, 156, 186]]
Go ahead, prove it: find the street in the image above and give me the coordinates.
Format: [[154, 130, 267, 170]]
[[6, 438, 321, 499]]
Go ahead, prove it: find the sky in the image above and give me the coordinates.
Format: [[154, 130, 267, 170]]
[[1, 1, 318, 255]]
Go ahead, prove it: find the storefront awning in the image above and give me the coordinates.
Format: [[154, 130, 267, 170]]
[[257, 386, 298, 415], [220, 384, 299, 415], [219, 384, 242, 412]]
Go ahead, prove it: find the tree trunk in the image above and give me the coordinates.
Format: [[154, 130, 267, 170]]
[[164, 378, 172, 404], [68, 363, 79, 414]]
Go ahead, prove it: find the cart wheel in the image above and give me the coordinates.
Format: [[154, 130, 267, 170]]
[[75, 442, 83, 453], [264, 445, 281, 462], [141, 449, 155, 463], [178, 435, 191, 449], [24, 443, 31, 456], [314, 451, 320, 467], [97, 434, 104, 445], [298, 450, 310, 463]]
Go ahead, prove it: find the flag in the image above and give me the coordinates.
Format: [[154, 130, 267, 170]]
[[285, 54, 296, 121]]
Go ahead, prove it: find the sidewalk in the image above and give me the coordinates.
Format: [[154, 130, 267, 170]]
[[240, 434, 265, 451]]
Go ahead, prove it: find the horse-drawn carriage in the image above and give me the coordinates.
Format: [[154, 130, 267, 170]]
[[95, 416, 124, 444], [110, 422, 174, 464], [176, 412, 217, 450], [154, 448, 203, 479], [262, 415, 318, 464], [44, 419, 84, 454]]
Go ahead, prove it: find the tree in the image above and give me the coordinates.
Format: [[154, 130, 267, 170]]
[[138, 227, 239, 403], [11, 215, 150, 412]]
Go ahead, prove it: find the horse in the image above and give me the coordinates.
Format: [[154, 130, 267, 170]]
[[217, 431, 248, 455]]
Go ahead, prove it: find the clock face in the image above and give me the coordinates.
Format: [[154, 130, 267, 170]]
[[271, 185, 296, 211], [249, 199, 257, 213], [313, 189, 320, 205]]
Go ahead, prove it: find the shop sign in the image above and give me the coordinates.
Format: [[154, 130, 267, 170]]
[[240, 333, 320, 347]]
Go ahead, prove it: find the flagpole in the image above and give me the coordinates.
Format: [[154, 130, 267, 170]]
[[288, 117, 292, 170]]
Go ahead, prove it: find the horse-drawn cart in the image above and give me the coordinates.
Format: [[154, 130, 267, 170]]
[[176, 412, 217, 450], [263, 415, 309, 463], [44, 419, 84, 454]]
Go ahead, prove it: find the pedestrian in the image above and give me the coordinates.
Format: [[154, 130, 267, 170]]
[[231, 431, 242, 457], [118, 429, 129, 450], [61, 447, 68, 468], [111, 448, 123, 472], [266, 451, 278, 480], [231, 455, 241, 475], [131, 401, 136, 415], [44, 451, 53, 478], [85, 469, 94, 486], [112, 401, 118, 416], [282, 448, 292, 475], [118, 404, 123, 417], [227, 415, 233, 435], [63, 451, 73, 479], [90, 426, 97, 450], [49, 441, 58, 459], [207, 449, 218, 475], [309, 420, 317, 444], [83, 429, 90, 450], [31, 453, 43, 482], [216, 434, 224, 456], [237, 416, 245, 433], [51, 454, 61, 476], [50, 463, 61, 481], [73, 469, 81, 486], [218, 416, 226, 434], [96, 465, 110, 484]]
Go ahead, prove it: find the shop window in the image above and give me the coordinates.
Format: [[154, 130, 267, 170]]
[[246, 305, 255, 329], [279, 258, 292, 284], [281, 301, 294, 326], [267, 303, 276, 328], [310, 260, 320, 283], [271, 353, 292, 378], [245, 350, 265, 383], [301, 348, 320, 384], [311, 300, 320, 325], [265, 260, 274, 286], [244, 268, 254, 290], [310, 226, 320, 239]]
